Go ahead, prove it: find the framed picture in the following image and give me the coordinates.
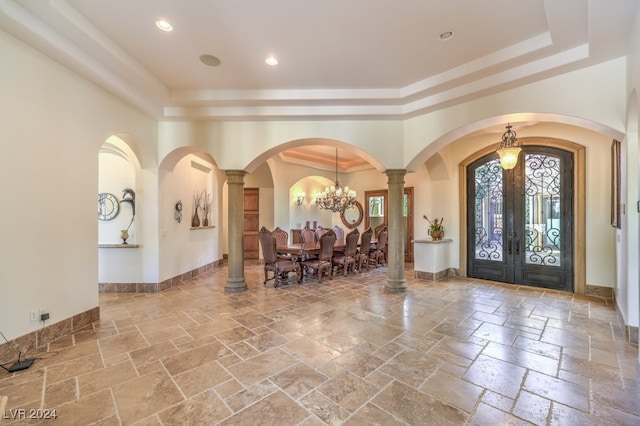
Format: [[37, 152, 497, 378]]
[[611, 139, 621, 229]]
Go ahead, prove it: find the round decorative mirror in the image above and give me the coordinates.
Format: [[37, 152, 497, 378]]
[[340, 200, 364, 228]]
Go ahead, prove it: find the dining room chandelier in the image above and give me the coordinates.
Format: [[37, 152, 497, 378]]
[[315, 148, 357, 212]]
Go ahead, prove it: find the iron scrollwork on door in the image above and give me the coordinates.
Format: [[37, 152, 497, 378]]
[[474, 158, 503, 262], [523, 154, 561, 266]]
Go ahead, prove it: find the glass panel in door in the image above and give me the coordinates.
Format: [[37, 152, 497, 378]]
[[523, 153, 562, 266], [473, 158, 504, 263]]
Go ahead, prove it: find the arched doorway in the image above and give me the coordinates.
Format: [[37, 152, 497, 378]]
[[459, 137, 587, 294], [466, 146, 574, 291]]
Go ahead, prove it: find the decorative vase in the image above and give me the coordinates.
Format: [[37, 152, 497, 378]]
[[430, 230, 443, 241], [120, 229, 129, 244], [191, 207, 200, 227], [203, 215, 209, 227]]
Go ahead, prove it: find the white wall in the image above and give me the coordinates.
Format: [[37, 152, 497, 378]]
[[158, 154, 221, 281], [0, 30, 156, 340]]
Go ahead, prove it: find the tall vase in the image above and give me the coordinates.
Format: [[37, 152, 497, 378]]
[[120, 229, 129, 244], [191, 206, 200, 227], [203, 214, 209, 227]]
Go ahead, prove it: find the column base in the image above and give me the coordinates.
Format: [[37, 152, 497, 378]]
[[385, 279, 407, 293], [225, 279, 248, 293]]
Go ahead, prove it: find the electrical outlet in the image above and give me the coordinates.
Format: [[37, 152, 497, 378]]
[[29, 310, 38, 322]]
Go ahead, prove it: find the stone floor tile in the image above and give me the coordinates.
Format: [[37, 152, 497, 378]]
[[158, 389, 232, 425], [470, 402, 532, 425], [226, 348, 297, 387], [372, 380, 468, 425], [483, 341, 560, 377], [220, 391, 309, 426], [225, 379, 277, 412], [380, 349, 440, 387], [270, 362, 329, 400], [344, 403, 405, 425], [524, 370, 589, 412], [420, 370, 483, 413], [592, 380, 640, 416], [174, 359, 232, 398], [283, 336, 342, 368], [111, 369, 184, 424], [244, 330, 289, 352], [464, 354, 526, 398], [317, 370, 378, 412], [0, 264, 637, 424], [332, 350, 384, 378], [299, 390, 351, 425], [513, 390, 551, 425], [77, 360, 138, 397]]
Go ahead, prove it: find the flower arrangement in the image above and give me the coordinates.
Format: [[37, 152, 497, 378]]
[[423, 215, 444, 240]]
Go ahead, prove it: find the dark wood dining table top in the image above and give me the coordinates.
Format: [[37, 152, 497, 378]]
[[276, 240, 377, 256]]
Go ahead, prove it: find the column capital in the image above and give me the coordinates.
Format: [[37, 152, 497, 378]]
[[385, 169, 407, 184], [225, 170, 248, 184]]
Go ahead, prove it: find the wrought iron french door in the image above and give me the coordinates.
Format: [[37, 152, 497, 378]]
[[466, 146, 574, 291]]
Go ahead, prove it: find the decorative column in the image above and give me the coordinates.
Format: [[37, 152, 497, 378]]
[[385, 169, 407, 293], [225, 170, 248, 292]]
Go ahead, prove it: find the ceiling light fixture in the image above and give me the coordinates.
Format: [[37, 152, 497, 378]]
[[315, 148, 357, 213], [496, 123, 522, 170], [265, 56, 278, 66], [156, 20, 173, 32]]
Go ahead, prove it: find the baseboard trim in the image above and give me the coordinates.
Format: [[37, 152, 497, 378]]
[[0, 306, 99, 365], [98, 259, 225, 294], [415, 268, 459, 281]]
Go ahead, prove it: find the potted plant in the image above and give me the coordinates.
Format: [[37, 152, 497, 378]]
[[423, 215, 444, 240]]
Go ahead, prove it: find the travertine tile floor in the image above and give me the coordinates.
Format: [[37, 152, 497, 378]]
[[1, 263, 639, 425]]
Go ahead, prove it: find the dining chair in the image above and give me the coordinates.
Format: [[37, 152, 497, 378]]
[[258, 226, 302, 287], [272, 227, 292, 260], [374, 223, 387, 241], [356, 227, 373, 272], [301, 229, 336, 283], [315, 226, 329, 241], [332, 228, 359, 276], [332, 225, 345, 244], [300, 226, 317, 243], [370, 227, 388, 267]]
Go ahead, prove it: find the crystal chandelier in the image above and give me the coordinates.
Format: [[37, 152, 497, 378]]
[[315, 148, 357, 212]]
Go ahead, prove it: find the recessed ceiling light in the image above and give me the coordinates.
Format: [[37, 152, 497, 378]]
[[265, 56, 278, 66], [156, 20, 173, 32], [438, 30, 454, 41], [200, 54, 221, 67]]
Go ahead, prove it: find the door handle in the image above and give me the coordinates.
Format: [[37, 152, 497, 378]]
[[515, 240, 520, 255], [508, 239, 512, 255]]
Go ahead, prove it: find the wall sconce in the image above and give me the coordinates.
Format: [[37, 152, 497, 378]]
[[296, 192, 305, 206], [496, 123, 522, 170]]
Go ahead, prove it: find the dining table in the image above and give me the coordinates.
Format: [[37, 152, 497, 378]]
[[276, 240, 377, 258]]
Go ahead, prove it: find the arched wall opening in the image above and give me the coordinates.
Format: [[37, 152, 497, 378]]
[[158, 147, 224, 284], [98, 135, 144, 286]]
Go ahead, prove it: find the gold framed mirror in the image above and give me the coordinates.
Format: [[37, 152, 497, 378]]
[[340, 200, 364, 228]]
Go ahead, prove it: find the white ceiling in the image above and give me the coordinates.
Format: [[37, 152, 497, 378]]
[[1, 0, 637, 168]]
